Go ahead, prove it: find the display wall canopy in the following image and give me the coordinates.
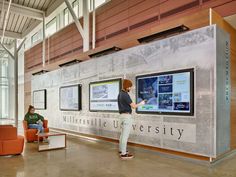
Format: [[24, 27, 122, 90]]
[[89, 78, 122, 112], [59, 84, 82, 111], [33, 89, 47, 110], [137, 25, 189, 43], [58, 59, 82, 67], [32, 70, 49, 76], [89, 47, 122, 58], [136, 68, 194, 116]]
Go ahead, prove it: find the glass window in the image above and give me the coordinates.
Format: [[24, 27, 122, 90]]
[[88, 0, 92, 11], [73, 0, 79, 18], [31, 31, 41, 45], [89, 0, 107, 11], [64, 8, 69, 26], [64, 0, 109, 25], [0, 57, 9, 119], [69, 0, 82, 20], [78, 0, 83, 17], [46, 18, 57, 37], [95, 0, 106, 8]]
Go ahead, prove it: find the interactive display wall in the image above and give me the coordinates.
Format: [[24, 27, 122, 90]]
[[59, 85, 82, 111], [33, 89, 47, 110], [89, 79, 121, 112], [136, 69, 194, 115], [31, 25, 230, 158]]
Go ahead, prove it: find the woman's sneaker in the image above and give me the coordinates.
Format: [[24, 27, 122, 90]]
[[120, 154, 134, 160], [118, 151, 129, 154]]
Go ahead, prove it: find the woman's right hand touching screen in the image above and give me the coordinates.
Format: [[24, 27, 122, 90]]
[[130, 100, 146, 109]]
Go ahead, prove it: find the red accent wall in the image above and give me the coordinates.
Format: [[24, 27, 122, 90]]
[[24, 0, 236, 72]]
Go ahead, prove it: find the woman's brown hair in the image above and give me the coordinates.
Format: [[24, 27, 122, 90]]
[[28, 105, 35, 113], [122, 79, 133, 91]]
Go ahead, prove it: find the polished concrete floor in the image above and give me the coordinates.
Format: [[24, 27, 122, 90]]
[[1, 133, 236, 177]]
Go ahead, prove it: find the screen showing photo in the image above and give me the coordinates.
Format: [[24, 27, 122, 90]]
[[60, 85, 81, 111], [89, 79, 121, 112], [136, 69, 194, 115]]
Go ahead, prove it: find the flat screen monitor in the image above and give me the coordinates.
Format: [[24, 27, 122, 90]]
[[136, 68, 194, 115], [33, 89, 47, 110], [89, 78, 121, 112], [59, 84, 82, 111]]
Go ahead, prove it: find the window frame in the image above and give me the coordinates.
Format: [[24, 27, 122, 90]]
[[63, 8, 69, 27], [72, 0, 79, 17], [89, 0, 110, 11], [0, 58, 10, 119], [31, 31, 41, 45], [46, 17, 57, 37]]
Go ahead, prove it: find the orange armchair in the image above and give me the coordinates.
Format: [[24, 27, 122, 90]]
[[0, 125, 24, 156], [23, 120, 49, 142]]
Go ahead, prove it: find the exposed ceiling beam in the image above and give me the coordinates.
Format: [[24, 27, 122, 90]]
[[0, 29, 22, 39], [1, 0, 12, 43], [0, 1, 44, 20], [46, 0, 64, 17]]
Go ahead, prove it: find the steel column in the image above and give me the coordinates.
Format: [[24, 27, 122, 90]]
[[42, 12, 46, 67], [92, 0, 96, 49]]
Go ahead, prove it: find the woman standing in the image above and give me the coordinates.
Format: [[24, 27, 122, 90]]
[[118, 79, 145, 160]]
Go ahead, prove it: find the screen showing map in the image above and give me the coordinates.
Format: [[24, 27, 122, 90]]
[[89, 79, 121, 112], [136, 69, 194, 115], [60, 85, 81, 111], [33, 89, 47, 110]]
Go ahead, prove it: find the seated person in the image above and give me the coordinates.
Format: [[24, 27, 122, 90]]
[[24, 105, 45, 136]]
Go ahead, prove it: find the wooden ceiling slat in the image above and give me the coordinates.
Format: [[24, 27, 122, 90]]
[[42, 0, 51, 11], [13, 0, 18, 4], [9, 13, 17, 31], [0, 11, 6, 29], [17, 0, 22, 5], [13, 14, 21, 32], [12, 17, 20, 33], [33, 0, 41, 9], [23, 0, 30, 6], [16, 16, 26, 33], [37, 0, 46, 10], [6, 13, 14, 31], [27, 0, 35, 8], [22, 18, 32, 32], [21, 17, 31, 32]]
